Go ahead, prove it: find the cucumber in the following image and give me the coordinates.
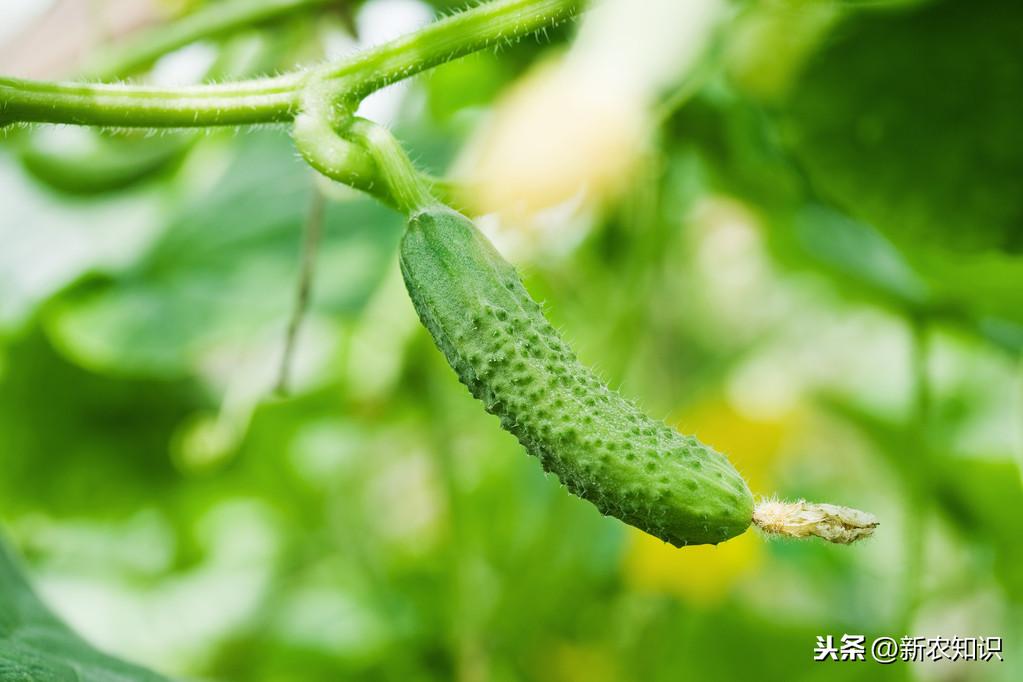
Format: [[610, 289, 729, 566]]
[[399, 206, 753, 546]]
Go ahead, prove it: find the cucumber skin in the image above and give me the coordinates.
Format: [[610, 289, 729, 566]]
[[400, 206, 753, 546]]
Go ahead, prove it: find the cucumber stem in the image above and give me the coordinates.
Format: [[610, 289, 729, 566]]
[[345, 118, 437, 215]]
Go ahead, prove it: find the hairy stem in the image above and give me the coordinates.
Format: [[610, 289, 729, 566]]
[[345, 118, 437, 214], [0, 76, 301, 127], [314, 0, 583, 104], [0, 0, 582, 128], [290, 78, 444, 209], [291, 89, 381, 195]]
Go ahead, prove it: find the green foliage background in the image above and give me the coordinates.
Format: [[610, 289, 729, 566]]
[[0, 0, 1020, 680]]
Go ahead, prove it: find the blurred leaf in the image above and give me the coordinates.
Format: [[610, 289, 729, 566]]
[[0, 331, 192, 517], [820, 394, 1023, 599], [670, 92, 932, 313], [772, 201, 1023, 351], [724, 0, 840, 100], [45, 132, 403, 377], [0, 539, 169, 681], [787, 204, 930, 308], [424, 52, 511, 124], [672, 86, 1023, 348], [17, 129, 192, 197], [919, 251, 1023, 328], [623, 603, 905, 682], [0, 155, 165, 331], [933, 457, 1023, 599], [782, 0, 1023, 254]]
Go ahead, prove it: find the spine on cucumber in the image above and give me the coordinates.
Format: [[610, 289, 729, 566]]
[[399, 206, 753, 546]]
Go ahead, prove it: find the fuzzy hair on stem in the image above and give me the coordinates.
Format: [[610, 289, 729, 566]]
[[0, 0, 583, 128]]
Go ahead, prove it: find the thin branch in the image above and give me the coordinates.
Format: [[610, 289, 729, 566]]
[[276, 184, 327, 396]]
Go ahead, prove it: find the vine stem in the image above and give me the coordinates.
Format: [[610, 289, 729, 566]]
[[291, 86, 381, 196], [0, 0, 582, 128], [345, 118, 437, 215]]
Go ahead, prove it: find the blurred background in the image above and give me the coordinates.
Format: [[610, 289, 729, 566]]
[[0, 0, 1020, 680]]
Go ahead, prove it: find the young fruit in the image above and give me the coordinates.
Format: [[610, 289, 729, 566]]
[[399, 205, 754, 546]]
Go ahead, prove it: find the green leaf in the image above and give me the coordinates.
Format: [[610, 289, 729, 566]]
[[782, 0, 1023, 255], [425, 52, 511, 124], [45, 131, 403, 377], [787, 203, 931, 308], [932, 457, 1023, 599], [17, 129, 192, 197], [670, 85, 1023, 346], [0, 539, 170, 681], [0, 331, 191, 517], [818, 395, 1023, 599], [0, 152, 165, 332]]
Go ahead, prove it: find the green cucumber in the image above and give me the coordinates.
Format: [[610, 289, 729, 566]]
[[399, 206, 753, 546]]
